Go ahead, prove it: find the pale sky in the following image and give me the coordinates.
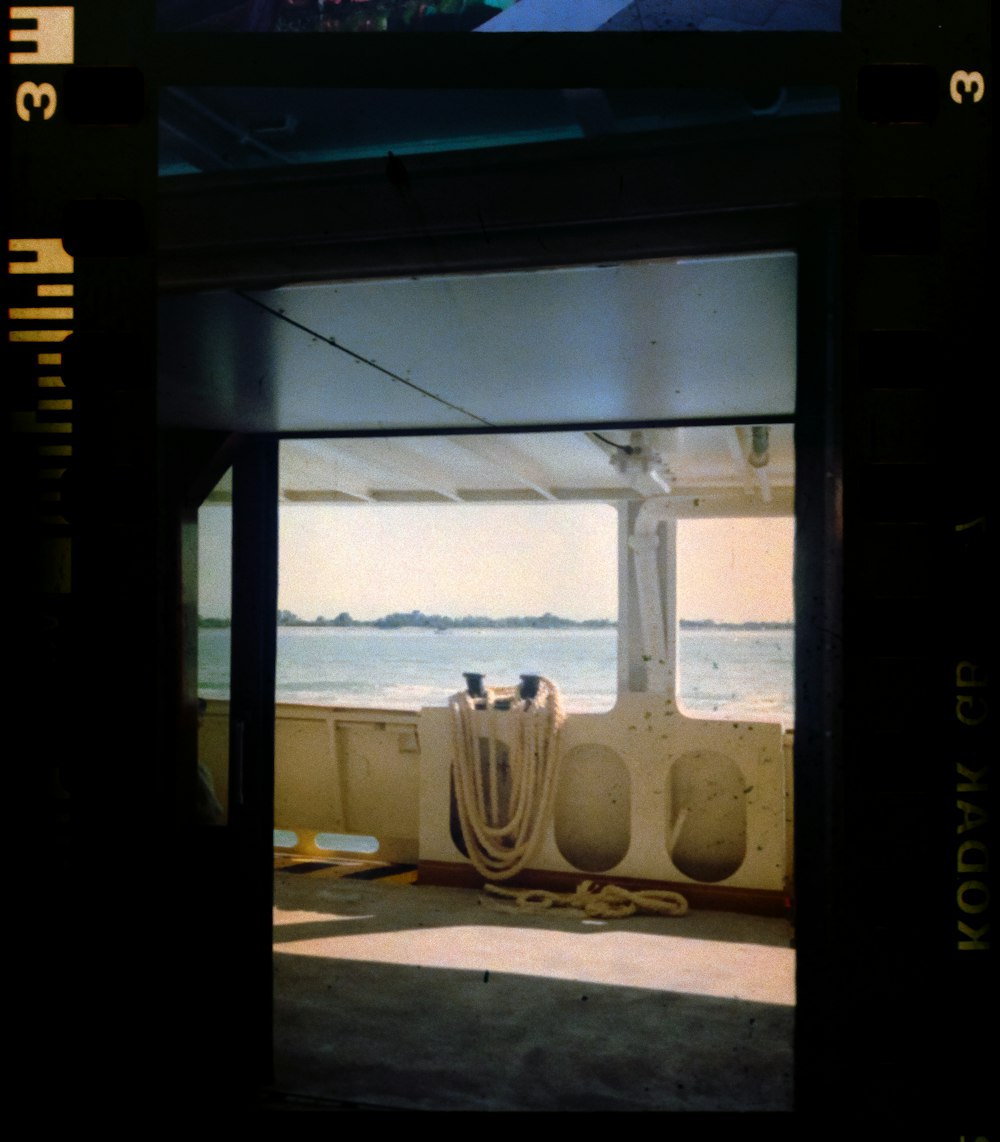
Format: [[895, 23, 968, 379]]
[[277, 503, 619, 621], [676, 517, 794, 624], [199, 504, 794, 623]]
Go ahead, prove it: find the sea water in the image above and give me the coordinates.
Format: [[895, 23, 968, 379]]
[[199, 625, 794, 725]]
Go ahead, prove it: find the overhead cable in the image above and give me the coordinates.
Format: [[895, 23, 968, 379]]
[[235, 290, 493, 426]]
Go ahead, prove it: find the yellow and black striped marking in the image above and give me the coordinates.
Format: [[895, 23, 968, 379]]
[[274, 854, 418, 884]]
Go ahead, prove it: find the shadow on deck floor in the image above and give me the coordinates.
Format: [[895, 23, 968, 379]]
[[272, 871, 794, 1111]]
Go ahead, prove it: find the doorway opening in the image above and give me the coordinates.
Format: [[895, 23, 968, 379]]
[[176, 252, 806, 1111]]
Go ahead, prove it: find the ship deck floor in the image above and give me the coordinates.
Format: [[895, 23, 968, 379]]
[[271, 859, 795, 1112]]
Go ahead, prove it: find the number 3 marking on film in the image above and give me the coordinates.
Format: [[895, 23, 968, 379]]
[[15, 81, 57, 121], [950, 70, 985, 104]]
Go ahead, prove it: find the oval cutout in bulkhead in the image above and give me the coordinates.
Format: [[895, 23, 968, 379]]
[[554, 744, 630, 872], [314, 832, 380, 854], [668, 751, 746, 882]]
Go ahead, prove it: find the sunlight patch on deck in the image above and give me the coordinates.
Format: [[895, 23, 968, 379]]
[[271, 913, 795, 1006]]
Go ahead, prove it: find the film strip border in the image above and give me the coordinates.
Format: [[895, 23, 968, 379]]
[[844, 5, 991, 1135], [7, 6, 154, 849], [7, 11, 159, 1107], [6, 2, 991, 1130]]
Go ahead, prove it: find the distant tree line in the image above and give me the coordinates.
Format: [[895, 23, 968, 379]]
[[198, 612, 793, 630], [273, 609, 615, 630]]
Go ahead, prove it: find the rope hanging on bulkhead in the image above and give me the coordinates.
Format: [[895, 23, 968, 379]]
[[449, 676, 565, 881]]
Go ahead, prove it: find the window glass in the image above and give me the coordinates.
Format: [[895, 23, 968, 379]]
[[675, 516, 794, 726], [276, 489, 619, 713], [157, 1, 841, 35]]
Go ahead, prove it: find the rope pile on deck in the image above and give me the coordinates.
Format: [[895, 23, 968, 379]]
[[480, 880, 689, 919]]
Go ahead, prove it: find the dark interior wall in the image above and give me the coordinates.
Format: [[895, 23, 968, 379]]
[[158, 112, 840, 292]]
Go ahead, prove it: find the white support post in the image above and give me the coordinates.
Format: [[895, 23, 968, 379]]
[[627, 497, 678, 698]]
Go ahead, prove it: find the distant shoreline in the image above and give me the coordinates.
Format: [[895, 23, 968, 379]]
[[200, 613, 793, 631], [678, 619, 794, 631]]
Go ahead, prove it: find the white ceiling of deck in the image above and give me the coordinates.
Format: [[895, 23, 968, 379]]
[[274, 425, 795, 512], [158, 252, 797, 434]]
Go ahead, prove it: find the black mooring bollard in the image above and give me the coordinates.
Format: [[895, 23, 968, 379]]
[[519, 674, 541, 700], [462, 672, 485, 698]]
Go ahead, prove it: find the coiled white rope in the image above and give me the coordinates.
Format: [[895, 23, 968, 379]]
[[449, 677, 565, 881], [480, 880, 689, 919]]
